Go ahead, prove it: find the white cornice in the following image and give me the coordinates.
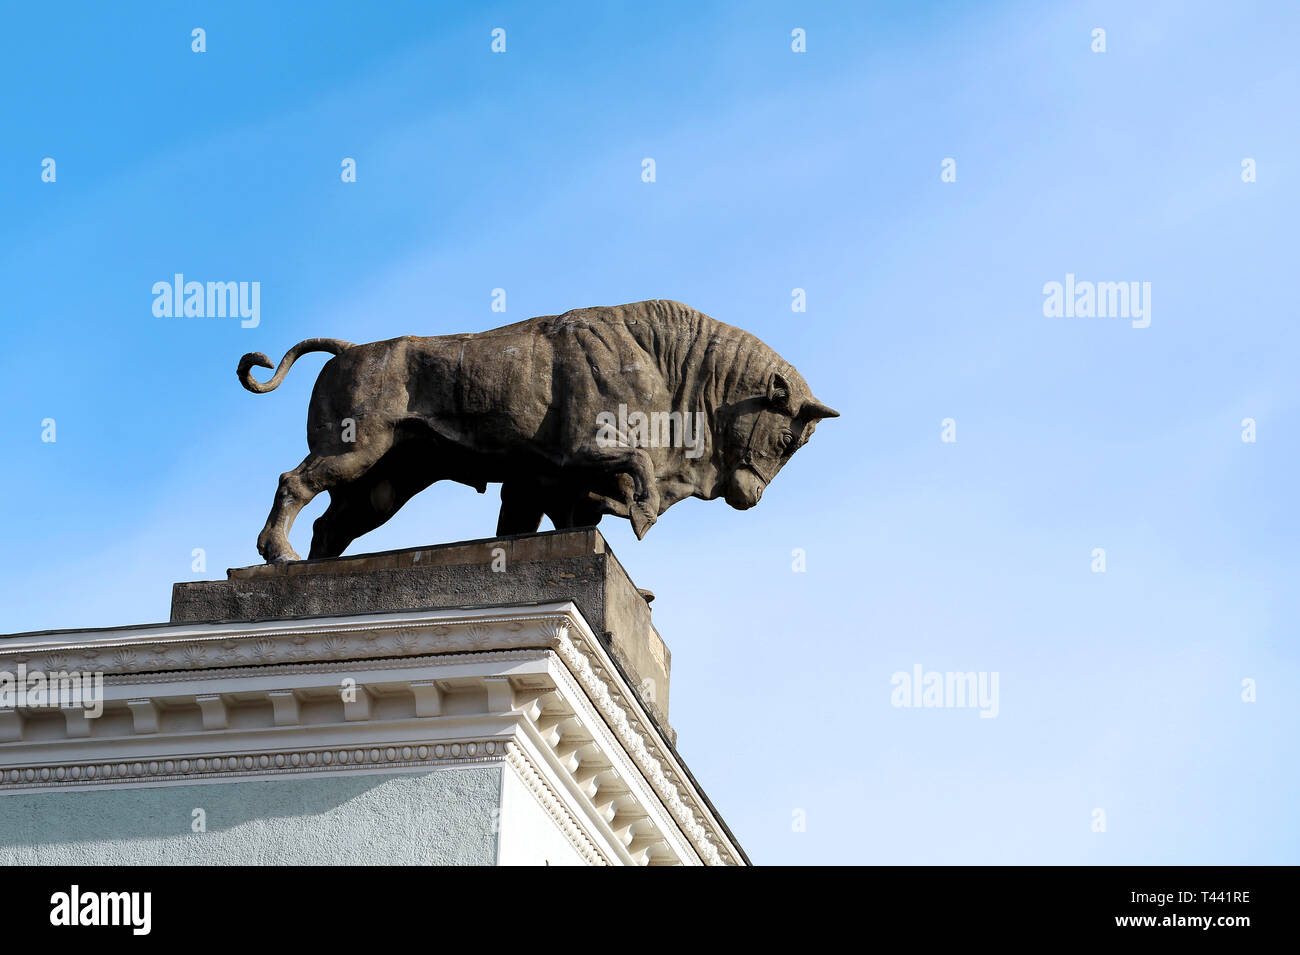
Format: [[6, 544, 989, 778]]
[[0, 602, 745, 866]]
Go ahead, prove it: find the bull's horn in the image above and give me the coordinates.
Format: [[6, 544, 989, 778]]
[[801, 399, 840, 420]]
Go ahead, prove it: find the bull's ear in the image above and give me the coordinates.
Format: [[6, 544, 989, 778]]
[[800, 399, 840, 421], [767, 372, 796, 415]]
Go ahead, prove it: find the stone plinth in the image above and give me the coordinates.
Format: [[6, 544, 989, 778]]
[[170, 529, 673, 739]]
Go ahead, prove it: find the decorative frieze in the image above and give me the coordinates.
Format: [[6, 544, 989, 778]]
[[0, 739, 506, 791]]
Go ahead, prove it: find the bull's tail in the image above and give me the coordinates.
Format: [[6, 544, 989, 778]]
[[237, 338, 354, 394]]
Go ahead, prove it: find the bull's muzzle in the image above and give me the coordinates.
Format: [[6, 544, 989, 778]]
[[725, 468, 765, 510]]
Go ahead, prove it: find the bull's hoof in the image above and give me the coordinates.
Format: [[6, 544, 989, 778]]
[[630, 502, 657, 540], [258, 534, 301, 564]]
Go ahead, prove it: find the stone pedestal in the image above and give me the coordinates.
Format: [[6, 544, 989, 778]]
[[0, 531, 745, 866], [171, 529, 673, 740]]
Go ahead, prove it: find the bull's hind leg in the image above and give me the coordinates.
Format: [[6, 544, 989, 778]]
[[309, 463, 436, 559], [307, 484, 368, 560], [256, 441, 392, 563]]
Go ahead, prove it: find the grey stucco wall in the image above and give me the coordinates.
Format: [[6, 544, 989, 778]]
[[0, 768, 501, 865]]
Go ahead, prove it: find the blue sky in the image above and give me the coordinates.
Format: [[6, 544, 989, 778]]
[[2, 0, 1296, 864]]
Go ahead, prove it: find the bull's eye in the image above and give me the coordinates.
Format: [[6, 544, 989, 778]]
[[777, 429, 794, 451]]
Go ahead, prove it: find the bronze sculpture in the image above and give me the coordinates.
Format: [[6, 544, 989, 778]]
[[238, 300, 838, 563]]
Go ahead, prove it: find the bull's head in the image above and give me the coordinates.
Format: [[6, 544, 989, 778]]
[[721, 371, 839, 510]]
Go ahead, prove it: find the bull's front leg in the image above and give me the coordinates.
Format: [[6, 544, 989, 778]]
[[496, 481, 545, 536], [566, 446, 660, 540], [620, 470, 659, 539]]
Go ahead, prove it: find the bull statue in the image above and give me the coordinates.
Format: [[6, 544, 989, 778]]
[[237, 300, 839, 563]]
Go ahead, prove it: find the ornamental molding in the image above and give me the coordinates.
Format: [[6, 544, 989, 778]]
[[99, 647, 553, 688], [544, 620, 735, 866], [504, 741, 609, 867], [0, 738, 505, 792], [0, 608, 573, 678], [531, 654, 699, 863]]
